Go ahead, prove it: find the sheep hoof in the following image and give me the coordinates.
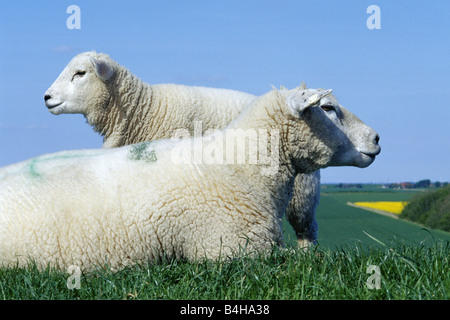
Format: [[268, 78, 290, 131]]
[[297, 238, 314, 251]]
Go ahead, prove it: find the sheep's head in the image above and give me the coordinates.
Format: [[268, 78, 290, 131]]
[[283, 85, 380, 172], [44, 51, 114, 116]]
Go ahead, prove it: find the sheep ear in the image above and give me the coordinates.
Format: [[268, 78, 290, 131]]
[[90, 57, 113, 81], [286, 94, 310, 116], [318, 89, 333, 99], [286, 89, 333, 116]]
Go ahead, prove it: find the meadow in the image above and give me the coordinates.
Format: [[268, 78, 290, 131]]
[[290, 185, 450, 250], [1, 185, 449, 301]]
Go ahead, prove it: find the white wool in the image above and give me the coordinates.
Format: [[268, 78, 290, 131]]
[[44, 51, 322, 247], [1, 86, 380, 271]]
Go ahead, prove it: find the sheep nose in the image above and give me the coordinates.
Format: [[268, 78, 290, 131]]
[[44, 94, 51, 101], [371, 133, 381, 155]]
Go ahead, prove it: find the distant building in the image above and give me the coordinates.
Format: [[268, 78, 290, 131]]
[[401, 182, 413, 189]]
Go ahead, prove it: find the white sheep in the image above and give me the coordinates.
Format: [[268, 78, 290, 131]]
[[44, 51, 321, 248], [0, 85, 380, 271]]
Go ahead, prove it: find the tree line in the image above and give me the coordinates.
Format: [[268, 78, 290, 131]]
[[386, 179, 448, 189], [401, 184, 450, 232]]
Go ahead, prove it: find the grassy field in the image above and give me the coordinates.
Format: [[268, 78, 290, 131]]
[[1, 186, 449, 300], [283, 185, 450, 249], [0, 242, 448, 301], [0, 241, 448, 300]]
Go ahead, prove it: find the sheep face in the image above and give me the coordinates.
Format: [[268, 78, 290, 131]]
[[285, 88, 380, 171], [44, 52, 113, 116]]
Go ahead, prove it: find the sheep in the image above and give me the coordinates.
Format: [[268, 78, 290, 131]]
[[44, 51, 321, 248], [0, 85, 381, 271]]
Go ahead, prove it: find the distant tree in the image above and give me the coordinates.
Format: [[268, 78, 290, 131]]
[[401, 185, 450, 232], [415, 179, 431, 188]]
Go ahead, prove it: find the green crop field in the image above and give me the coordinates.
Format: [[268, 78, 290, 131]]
[[1, 185, 449, 301], [282, 185, 450, 250]]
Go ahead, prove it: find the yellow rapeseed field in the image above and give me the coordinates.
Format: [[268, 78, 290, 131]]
[[353, 201, 409, 214]]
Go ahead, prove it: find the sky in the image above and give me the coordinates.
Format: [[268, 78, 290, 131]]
[[0, 0, 449, 183]]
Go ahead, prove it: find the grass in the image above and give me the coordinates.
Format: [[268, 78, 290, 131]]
[[401, 185, 450, 232], [0, 241, 448, 300], [307, 189, 450, 250], [1, 186, 449, 300]]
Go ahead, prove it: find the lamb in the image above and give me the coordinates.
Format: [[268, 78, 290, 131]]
[[0, 85, 381, 271], [44, 51, 321, 248]]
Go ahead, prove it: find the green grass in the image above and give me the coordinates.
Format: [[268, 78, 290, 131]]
[[1, 186, 449, 300], [292, 187, 450, 250], [401, 185, 450, 232], [0, 242, 448, 300]]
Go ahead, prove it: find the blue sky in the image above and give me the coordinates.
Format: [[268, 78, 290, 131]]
[[0, 0, 449, 183]]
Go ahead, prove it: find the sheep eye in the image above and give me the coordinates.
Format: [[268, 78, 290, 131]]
[[321, 105, 334, 112], [72, 70, 86, 81]]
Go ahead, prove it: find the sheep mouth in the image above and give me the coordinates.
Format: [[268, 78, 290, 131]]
[[357, 151, 379, 167], [359, 144, 381, 158], [46, 101, 63, 109], [362, 153, 376, 161]]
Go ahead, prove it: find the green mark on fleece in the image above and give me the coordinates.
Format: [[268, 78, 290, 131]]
[[27, 152, 102, 178], [28, 159, 41, 177], [128, 143, 158, 163]]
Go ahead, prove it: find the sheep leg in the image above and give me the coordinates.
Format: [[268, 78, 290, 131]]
[[286, 171, 320, 250]]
